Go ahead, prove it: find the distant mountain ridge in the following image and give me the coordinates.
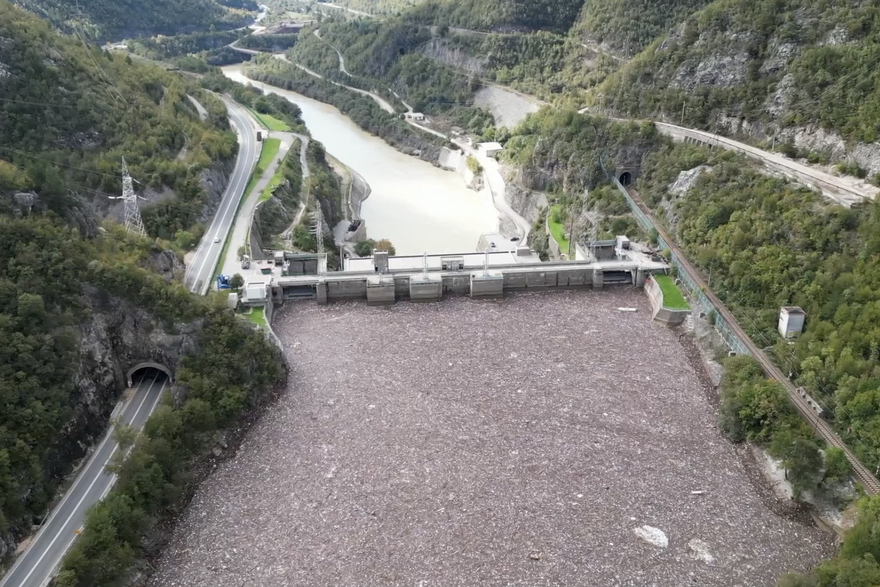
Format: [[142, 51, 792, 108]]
[[597, 0, 880, 172], [0, 0, 238, 237], [408, 0, 586, 32], [11, 0, 255, 40]]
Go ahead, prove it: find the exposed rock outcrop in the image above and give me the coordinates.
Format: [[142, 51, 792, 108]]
[[141, 246, 186, 282], [420, 37, 488, 75], [1, 286, 204, 559], [504, 171, 548, 226], [254, 192, 293, 243], [198, 158, 235, 223], [669, 165, 711, 197], [4, 190, 99, 237]]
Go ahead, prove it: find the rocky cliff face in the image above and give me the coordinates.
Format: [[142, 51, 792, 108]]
[[421, 38, 488, 75], [140, 247, 186, 282], [504, 170, 548, 226], [254, 192, 294, 246], [714, 113, 880, 178], [0, 284, 204, 560], [599, 0, 880, 180], [198, 158, 234, 224], [6, 191, 99, 238]]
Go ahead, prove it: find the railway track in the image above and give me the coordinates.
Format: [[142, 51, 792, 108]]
[[626, 187, 880, 495]]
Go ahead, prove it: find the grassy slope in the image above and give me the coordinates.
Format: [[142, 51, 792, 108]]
[[246, 305, 268, 328], [259, 139, 297, 203], [653, 274, 689, 309], [548, 204, 572, 255], [243, 138, 280, 198]]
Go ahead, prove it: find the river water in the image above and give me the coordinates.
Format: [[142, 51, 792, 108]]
[[222, 64, 498, 254]]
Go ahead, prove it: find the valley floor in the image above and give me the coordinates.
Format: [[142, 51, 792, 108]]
[[148, 289, 832, 586]]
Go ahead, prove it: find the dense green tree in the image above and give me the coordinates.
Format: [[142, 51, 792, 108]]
[[770, 432, 823, 498], [12, 0, 250, 41], [355, 239, 378, 256], [375, 238, 396, 255], [824, 447, 853, 484]]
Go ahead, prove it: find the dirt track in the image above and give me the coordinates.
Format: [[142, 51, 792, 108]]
[[149, 289, 832, 587]]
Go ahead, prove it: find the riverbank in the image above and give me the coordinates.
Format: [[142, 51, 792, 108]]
[[222, 64, 498, 254]]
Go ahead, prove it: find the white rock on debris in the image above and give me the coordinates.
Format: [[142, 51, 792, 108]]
[[634, 525, 668, 548], [688, 538, 715, 564]]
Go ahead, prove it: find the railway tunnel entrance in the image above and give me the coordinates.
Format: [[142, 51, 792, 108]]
[[127, 362, 174, 387], [619, 171, 632, 186]]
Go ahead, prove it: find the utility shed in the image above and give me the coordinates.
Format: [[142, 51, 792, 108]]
[[243, 281, 269, 305], [477, 142, 503, 158], [778, 306, 806, 338]]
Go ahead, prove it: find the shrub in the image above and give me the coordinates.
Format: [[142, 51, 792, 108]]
[[824, 446, 852, 484]]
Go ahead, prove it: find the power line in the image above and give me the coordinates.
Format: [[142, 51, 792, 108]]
[[0, 145, 121, 180], [0, 97, 81, 108], [70, 3, 126, 105]]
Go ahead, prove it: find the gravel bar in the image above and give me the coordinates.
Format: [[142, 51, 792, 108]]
[[149, 289, 833, 587]]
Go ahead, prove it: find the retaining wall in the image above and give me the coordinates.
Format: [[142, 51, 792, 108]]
[[644, 276, 691, 326]]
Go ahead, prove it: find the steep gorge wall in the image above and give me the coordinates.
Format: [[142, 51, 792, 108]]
[[1, 282, 204, 559], [198, 158, 235, 224]]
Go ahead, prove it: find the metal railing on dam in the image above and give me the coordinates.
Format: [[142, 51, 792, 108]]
[[612, 177, 880, 494]]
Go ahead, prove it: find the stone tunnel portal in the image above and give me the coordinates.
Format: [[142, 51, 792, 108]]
[[127, 362, 174, 387], [619, 171, 633, 186]]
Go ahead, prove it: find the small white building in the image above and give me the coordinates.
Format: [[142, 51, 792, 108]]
[[243, 280, 269, 305], [404, 112, 426, 122], [778, 306, 806, 338], [477, 142, 504, 158]]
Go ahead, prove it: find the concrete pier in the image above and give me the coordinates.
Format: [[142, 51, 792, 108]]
[[470, 272, 504, 297], [366, 275, 396, 305], [410, 275, 443, 302]]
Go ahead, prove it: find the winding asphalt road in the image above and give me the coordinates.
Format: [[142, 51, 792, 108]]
[[0, 372, 168, 587], [185, 96, 260, 295]]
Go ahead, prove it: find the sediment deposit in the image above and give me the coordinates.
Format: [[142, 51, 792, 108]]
[[149, 289, 832, 587]]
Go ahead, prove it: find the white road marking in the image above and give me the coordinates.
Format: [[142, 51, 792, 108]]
[[14, 376, 163, 587], [189, 101, 258, 294]]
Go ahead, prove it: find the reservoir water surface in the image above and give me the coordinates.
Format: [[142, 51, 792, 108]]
[[222, 64, 498, 254]]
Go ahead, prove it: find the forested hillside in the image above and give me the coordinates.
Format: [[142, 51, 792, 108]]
[[0, 207, 285, 579], [598, 0, 880, 165], [0, 2, 238, 240], [571, 0, 711, 56], [0, 3, 287, 576], [11, 0, 254, 40], [633, 143, 880, 584], [284, 22, 493, 129], [407, 0, 585, 32]]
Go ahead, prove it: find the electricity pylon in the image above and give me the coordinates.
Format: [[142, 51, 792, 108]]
[[311, 205, 324, 273], [115, 157, 146, 237]]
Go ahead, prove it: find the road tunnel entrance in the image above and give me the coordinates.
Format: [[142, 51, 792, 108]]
[[127, 362, 174, 387]]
